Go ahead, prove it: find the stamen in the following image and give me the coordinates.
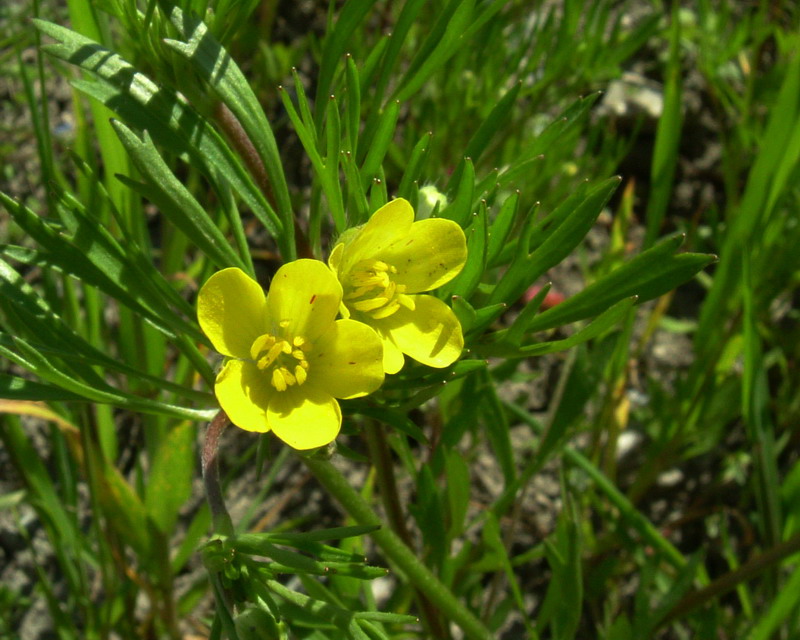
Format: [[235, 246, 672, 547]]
[[345, 259, 408, 319], [352, 297, 389, 312], [250, 334, 275, 360], [371, 301, 401, 319], [279, 367, 296, 386], [251, 332, 311, 390], [272, 368, 287, 391], [345, 285, 377, 299], [257, 340, 287, 370], [398, 294, 416, 311]]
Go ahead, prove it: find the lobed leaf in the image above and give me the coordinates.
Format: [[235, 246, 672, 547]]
[[33, 19, 285, 248], [111, 122, 248, 271], [446, 200, 487, 299], [525, 235, 716, 333], [489, 178, 618, 306], [165, 7, 295, 256]]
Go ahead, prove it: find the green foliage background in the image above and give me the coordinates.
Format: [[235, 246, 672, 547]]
[[0, 0, 799, 639]]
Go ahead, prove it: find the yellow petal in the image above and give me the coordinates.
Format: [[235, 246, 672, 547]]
[[328, 242, 345, 276], [215, 360, 271, 433], [380, 294, 463, 368], [382, 218, 467, 292], [198, 268, 267, 358], [267, 386, 342, 450], [266, 259, 342, 341], [311, 319, 384, 399], [374, 326, 405, 375], [339, 199, 414, 271]]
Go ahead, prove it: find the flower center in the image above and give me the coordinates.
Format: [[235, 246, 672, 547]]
[[343, 259, 415, 320], [250, 328, 312, 392]]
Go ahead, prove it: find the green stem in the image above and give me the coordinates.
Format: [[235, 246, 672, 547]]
[[503, 399, 688, 571], [658, 530, 800, 629], [363, 422, 450, 639], [301, 455, 493, 640]]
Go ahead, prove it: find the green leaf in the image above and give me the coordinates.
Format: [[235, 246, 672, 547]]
[[93, 446, 155, 560], [145, 421, 195, 535], [412, 464, 447, 568], [233, 537, 386, 580], [538, 496, 582, 640], [344, 54, 361, 155], [33, 20, 284, 247], [503, 283, 552, 346], [359, 99, 399, 196], [749, 564, 800, 640], [451, 295, 478, 334], [468, 301, 510, 337], [165, 7, 295, 257], [0, 418, 84, 578], [447, 82, 522, 192], [445, 449, 470, 541], [393, 0, 475, 103], [0, 256, 210, 402], [355, 406, 428, 444], [446, 200, 487, 299], [525, 235, 716, 333], [239, 525, 379, 545], [278, 84, 346, 231], [489, 177, 620, 306], [441, 157, 475, 227], [481, 512, 535, 635], [111, 122, 247, 271], [497, 93, 601, 188], [0, 193, 195, 340], [397, 131, 433, 201], [482, 297, 637, 360], [696, 48, 800, 356], [0, 333, 213, 421], [643, 6, 683, 249], [486, 191, 520, 267], [370, 0, 425, 107], [640, 553, 704, 636], [0, 374, 85, 402], [313, 0, 377, 125], [479, 370, 515, 486]]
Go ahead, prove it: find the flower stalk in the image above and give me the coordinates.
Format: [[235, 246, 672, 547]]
[[202, 411, 235, 537], [301, 454, 493, 640]]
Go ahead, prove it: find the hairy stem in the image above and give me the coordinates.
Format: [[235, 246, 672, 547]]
[[202, 411, 234, 537]]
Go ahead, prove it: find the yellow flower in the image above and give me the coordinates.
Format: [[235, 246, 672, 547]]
[[197, 261, 384, 450], [329, 198, 467, 375]]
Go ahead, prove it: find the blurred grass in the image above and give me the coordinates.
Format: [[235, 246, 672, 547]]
[[1, 1, 799, 639]]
